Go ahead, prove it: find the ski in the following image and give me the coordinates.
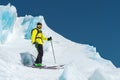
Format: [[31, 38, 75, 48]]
[[32, 64, 64, 70]]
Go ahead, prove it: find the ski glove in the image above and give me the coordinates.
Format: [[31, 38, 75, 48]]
[[48, 37, 52, 41]]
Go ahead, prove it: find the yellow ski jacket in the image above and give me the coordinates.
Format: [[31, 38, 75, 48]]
[[31, 28, 48, 44]]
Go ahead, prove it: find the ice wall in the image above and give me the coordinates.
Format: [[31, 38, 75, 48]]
[[0, 4, 42, 43], [21, 15, 41, 39], [0, 4, 17, 44]]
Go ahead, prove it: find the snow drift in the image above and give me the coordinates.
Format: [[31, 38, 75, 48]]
[[0, 4, 120, 80]]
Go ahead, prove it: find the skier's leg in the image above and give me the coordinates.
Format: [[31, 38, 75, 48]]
[[35, 44, 43, 64]]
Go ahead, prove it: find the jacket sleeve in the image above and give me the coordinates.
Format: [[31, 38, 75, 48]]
[[31, 29, 37, 43], [41, 33, 48, 41]]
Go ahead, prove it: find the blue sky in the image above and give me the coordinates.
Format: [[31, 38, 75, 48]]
[[1, 0, 120, 67]]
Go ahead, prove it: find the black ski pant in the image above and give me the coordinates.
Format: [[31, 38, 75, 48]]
[[35, 43, 43, 64]]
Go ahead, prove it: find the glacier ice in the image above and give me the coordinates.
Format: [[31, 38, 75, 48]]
[[20, 52, 35, 67], [88, 69, 106, 80], [0, 4, 42, 43], [21, 15, 41, 39], [59, 63, 87, 80], [0, 4, 17, 44]]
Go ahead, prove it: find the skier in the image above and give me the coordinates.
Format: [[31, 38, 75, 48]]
[[31, 22, 52, 67]]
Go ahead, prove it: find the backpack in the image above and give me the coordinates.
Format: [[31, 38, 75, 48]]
[[31, 28, 42, 40]]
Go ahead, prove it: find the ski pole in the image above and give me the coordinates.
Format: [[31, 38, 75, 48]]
[[50, 40, 56, 64]]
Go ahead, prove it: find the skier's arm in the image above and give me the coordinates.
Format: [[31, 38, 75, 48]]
[[41, 33, 48, 41], [31, 29, 37, 44]]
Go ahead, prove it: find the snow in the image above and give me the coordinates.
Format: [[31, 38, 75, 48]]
[[0, 4, 120, 80]]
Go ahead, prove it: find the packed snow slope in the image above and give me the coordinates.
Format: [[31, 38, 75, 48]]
[[0, 4, 120, 80]]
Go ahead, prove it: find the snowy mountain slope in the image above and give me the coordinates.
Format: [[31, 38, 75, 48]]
[[0, 4, 120, 80]]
